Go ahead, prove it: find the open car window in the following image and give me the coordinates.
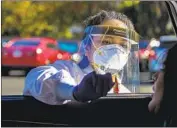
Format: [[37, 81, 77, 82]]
[[1, 1, 176, 96]]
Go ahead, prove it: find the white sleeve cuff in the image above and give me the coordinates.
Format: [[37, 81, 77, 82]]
[[56, 83, 77, 101]]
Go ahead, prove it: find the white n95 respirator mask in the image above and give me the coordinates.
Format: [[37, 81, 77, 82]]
[[92, 44, 129, 75]]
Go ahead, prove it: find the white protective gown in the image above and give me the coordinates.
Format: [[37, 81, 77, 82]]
[[23, 60, 130, 105]]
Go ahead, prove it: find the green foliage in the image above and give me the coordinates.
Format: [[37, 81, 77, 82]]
[[118, 1, 140, 10], [2, 1, 174, 40]]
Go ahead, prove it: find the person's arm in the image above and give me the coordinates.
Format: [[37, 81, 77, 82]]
[[148, 44, 176, 114], [148, 71, 164, 113], [23, 64, 114, 105], [23, 65, 77, 105], [162, 45, 177, 126]]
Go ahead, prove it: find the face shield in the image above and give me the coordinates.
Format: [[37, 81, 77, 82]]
[[73, 25, 140, 93]]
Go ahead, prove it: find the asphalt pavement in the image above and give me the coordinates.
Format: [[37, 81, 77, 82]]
[[2, 71, 153, 95]]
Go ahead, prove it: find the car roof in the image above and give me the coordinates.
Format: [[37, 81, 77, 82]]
[[160, 35, 177, 42]]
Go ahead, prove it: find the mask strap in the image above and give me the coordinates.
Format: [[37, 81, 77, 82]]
[[89, 35, 98, 50], [89, 26, 110, 51], [100, 26, 109, 45]]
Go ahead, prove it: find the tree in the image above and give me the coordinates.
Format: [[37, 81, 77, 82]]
[[2, 1, 174, 40]]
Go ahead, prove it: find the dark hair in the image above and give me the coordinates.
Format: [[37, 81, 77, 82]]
[[81, 10, 135, 54], [83, 10, 135, 30]]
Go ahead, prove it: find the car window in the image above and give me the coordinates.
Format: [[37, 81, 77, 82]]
[[12, 40, 40, 46], [46, 43, 57, 49], [160, 41, 177, 49], [1, 1, 176, 96], [2, 39, 8, 43], [1, 39, 9, 47]]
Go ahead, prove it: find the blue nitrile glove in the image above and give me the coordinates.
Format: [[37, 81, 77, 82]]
[[73, 71, 114, 102]]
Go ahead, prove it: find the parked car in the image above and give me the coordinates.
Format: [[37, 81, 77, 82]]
[[138, 40, 156, 72], [138, 40, 149, 72], [1, 39, 9, 47], [57, 39, 79, 60], [149, 35, 177, 77], [2, 37, 59, 76]]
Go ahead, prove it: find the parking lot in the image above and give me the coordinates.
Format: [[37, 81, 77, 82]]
[[2, 71, 153, 95]]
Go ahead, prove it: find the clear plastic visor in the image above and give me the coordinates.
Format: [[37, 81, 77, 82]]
[[79, 25, 140, 54], [77, 25, 140, 93]]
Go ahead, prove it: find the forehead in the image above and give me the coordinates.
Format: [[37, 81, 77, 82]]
[[101, 19, 128, 29], [99, 19, 128, 44], [92, 35, 128, 47], [93, 35, 127, 42]]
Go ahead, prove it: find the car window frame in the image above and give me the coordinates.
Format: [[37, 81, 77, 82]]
[[1, 1, 177, 97]]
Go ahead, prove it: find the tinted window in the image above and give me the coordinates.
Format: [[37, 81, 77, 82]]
[[46, 43, 57, 49], [160, 41, 177, 49], [12, 40, 40, 46]]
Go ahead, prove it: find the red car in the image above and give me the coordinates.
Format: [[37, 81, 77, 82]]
[[2, 37, 60, 76], [57, 39, 80, 60], [138, 40, 156, 72]]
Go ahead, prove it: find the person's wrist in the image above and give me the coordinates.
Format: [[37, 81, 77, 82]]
[[72, 85, 90, 103], [72, 86, 79, 101], [56, 83, 77, 101]]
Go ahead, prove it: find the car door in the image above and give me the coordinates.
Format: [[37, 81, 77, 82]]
[[45, 41, 58, 64], [2, 1, 177, 127]]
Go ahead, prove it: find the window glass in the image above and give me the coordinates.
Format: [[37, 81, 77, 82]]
[[46, 43, 57, 49], [2, 1, 175, 95], [12, 40, 40, 46], [160, 41, 177, 49], [159, 35, 177, 49], [1, 39, 9, 47]]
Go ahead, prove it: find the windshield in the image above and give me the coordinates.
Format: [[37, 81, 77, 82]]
[[12, 40, 40, 46]]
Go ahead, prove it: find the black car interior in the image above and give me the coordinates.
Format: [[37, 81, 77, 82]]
[[2, 94, 165, 127]]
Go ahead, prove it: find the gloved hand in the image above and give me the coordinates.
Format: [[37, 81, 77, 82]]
[[73, 71, 114, 102]]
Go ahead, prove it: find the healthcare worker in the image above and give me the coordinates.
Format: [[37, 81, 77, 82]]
[[23, 10, 140, 105]]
